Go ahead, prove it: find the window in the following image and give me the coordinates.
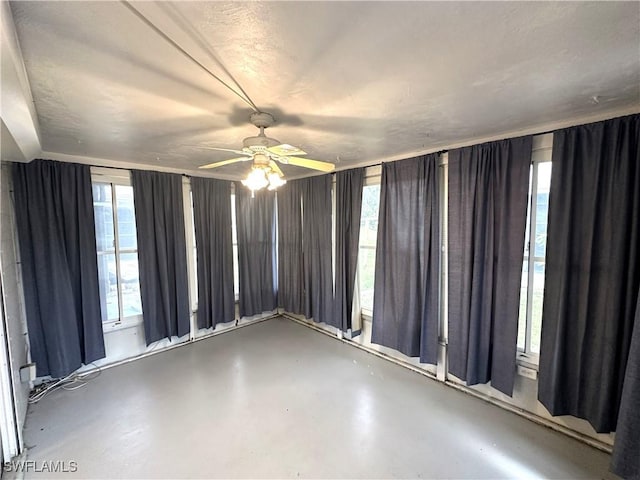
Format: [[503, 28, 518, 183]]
[[517, 161, 552, 357], [191, 193, 240, 304], [190, 191, 239, 305], [190, 190, 198, 307], [231, 193, 239, 299], [92, 183, 142, 323], [358, 184, 381, 312]]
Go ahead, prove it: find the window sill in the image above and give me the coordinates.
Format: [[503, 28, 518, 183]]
[[516, 352, 539, 371], [102, 315, 143, 332], [360, 309, 373, 321]]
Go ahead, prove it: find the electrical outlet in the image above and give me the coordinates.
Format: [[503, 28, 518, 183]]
[[517, 364, 538, 380], [19, 363, 36, 383]]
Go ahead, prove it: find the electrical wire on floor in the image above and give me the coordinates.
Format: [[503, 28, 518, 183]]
[[28, 364, 102, 404]]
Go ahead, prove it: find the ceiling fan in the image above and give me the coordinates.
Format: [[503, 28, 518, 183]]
[[197, 112, 335, 191]]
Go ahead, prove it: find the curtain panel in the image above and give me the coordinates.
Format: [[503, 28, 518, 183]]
[[372, 154, 440, 364], [191, 177, 235, 329], [448, 136, 531, 396], [236, 186, 277, 317], [277, 180, 304, 314], [300, 175, 334, 326], [131, 170, 190, 344], [12, 160, 105, 377], [611, 284, 640, 479], [334, 168, 365, 332], [539, 114, 640, 433]]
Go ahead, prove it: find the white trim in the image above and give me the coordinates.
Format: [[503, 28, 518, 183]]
[[0, 1, 42, 161], [91, 167, 131, 184], [532, 133, 553, 151], [45, 151, 238, 181], [81, 314, 278, 376], [364, 165, 382, 182], [102, 315, 143, 332], [532, 147, 553, 163]]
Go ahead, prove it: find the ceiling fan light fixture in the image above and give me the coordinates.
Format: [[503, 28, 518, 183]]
[[241, 166, 269, 191], [241, 165, 286, 193], [267, 171, 286, 190]]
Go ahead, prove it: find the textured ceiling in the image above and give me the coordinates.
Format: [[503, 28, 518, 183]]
[[9, 1, 640, 179]]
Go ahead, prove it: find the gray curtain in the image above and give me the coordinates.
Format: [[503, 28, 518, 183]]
[[301, 175, 334, 325], [611, 291, 640, 478], [335, 168, 364, 332], [539, 114, 640, 433], [131, 170, 190, 344], [191, 177, 235, 329], [12, 160, 105, 378], [372, 155, 440, 364], [611, 285, 640, 479], [236, 185, 277, 317], [277, 180, 304, 314], [448, 137, 531, 396]]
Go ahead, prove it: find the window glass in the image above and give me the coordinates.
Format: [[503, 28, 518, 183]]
[[120, 252, 142, 316], [93, 183, 117, 322], [191, 191, 198, 304], [517, 259, 528, 350], [92, 181, 142, 323], [115, 185, 137, 250], [534, 162, 551, 259], [518, 161, 551, 357], [231, 193, 239, 298], [530, 261, 545, 353], [97, 253, 118, 321], [93, 183, 114, 252], [358, 184, 380, 311]]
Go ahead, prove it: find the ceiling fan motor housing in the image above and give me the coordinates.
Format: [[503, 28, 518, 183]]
[[250, 112, 275, 128], [242, 135, 281, 151]]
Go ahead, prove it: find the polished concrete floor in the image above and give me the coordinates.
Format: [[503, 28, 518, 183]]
[[24, 317, 614, 479]]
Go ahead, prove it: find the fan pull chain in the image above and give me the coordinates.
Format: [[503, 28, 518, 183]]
[[155, 2, 260, 114], [121, 1, 259, 112]]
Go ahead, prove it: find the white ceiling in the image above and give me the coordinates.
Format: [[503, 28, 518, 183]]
[[7, 1, 640, 179]]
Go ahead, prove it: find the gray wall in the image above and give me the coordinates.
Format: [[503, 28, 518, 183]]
[[0, 161, 30, 452]]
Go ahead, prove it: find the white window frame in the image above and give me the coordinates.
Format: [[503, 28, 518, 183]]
[[358, 166, 382, 316], [517, 136, 552, 365], [184, 179, 197, 315], [230, 187, 240, 302], [91, 167, 143, 331]]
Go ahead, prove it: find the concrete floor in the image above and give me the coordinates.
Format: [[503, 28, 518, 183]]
[[24, 317, 615, 479]]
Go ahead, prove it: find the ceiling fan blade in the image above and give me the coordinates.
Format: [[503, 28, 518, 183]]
[[194, 146, 252, 156], [283, 157, 335, 172], [269, 160, 284, 177], [199, 157, 252, 169], [268, 144, 307, 157]]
